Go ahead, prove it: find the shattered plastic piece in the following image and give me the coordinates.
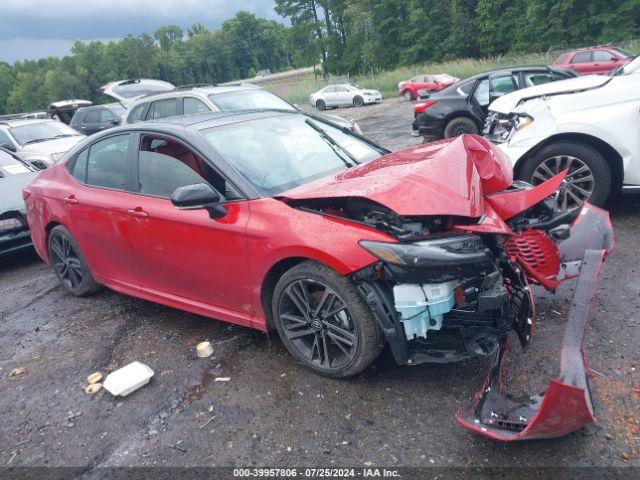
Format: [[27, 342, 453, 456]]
[[87, 372, 102, 384], [457, 249, 606, 440], [196, 341, 214, 358], [103, 361, 154, 397], [9, 367, 25, 377], [214, 377, 230, 382], [84, 383, 102, 395]]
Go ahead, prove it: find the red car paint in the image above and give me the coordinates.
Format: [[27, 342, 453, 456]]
[[398, 75, 457, 100], [552, 46, 631, 75], [24, 132, 613, 442]]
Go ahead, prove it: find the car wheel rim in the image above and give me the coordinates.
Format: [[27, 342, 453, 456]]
[[50, 234, 83, 289], [532, 155, 594, 211], [279, 279, 358, 370], [404, 92, 412, 101], [454, 123, 474, 136]]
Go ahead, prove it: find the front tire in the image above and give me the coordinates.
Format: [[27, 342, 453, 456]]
[[272, 261, 384, 378], [518, 141, 610, 209], [316, 99, 326, 111], [353, 96, 364, 107], [402, 90, 413, 101], [443, 116, 478, 138], [48, 225, 101, 296]]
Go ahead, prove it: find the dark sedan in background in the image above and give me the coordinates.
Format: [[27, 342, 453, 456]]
[[412, 66, 579, 141], [70, 103, 126, 136], [0, 147, 38, 257]]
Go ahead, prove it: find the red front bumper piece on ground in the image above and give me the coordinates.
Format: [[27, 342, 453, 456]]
[[457, 205, 614, 441]]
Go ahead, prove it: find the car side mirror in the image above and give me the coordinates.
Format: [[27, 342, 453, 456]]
[[170, 183, 227, 219], [0, 142, 16, 152], [110, 118, 120, 126]]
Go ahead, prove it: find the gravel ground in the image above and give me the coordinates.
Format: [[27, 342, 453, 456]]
[[1, 97, 639, 472]]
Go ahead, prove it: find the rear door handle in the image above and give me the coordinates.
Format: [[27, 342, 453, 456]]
[[127, 207, 148, 218], [63, 195, 79, 205]]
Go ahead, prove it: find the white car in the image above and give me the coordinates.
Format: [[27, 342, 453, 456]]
[[483, 68, 640, 210], [100, 79, 175, 107], [0, 119, 85, 170], [309, 84, 382, 110]]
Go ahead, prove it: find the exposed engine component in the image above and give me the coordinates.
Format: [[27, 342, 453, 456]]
[[393, 282, 457, 339]]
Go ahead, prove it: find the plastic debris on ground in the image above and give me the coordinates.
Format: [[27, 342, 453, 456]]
[[103, 361, 154, 397], [196, 341, 214, 358]]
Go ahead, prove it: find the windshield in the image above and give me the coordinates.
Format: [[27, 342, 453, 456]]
[[203, 114, 381, 195], [9, 121, 81, 146], [209, 90, 295, 112]]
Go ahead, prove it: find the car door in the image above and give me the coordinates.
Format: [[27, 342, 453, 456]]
[[98, 108, 120, 132], [323, 86, 338, 106], [334, 86, 352, 105], [569, 51, 594, 74], [80, 109, 102, 135], [63, 133, 142, 283], [145, 98, 178, 121], [125, 132, 253, 315], [592, 50, 620, 74]]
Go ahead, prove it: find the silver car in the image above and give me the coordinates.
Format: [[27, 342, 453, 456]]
[[309, 84, 382, 110], [0, 119, 85, 170]]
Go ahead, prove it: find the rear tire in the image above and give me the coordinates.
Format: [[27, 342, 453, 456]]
[[48, 225, 101, 297], [518, 141, 611, 209], [353, 96, 364, 107], [316, 99, 326, 111], [272, 261, 384, 378], [443, 117, 478, 138], [402, 90, 413, 101]]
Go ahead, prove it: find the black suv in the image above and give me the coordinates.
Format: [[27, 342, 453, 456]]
[[70, 104, 126, 136], [411, 66, 578, 140]]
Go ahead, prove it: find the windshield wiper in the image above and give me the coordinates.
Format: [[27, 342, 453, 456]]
[[305, 118, 359, 168], [22, 138, 52, 145], [53, 134, 77, 138]]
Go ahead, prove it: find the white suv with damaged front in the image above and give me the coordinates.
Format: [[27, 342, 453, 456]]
[[483, 62, 640, 210]]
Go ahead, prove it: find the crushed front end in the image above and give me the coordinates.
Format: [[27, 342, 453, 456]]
[[350, 189, 613, 441]]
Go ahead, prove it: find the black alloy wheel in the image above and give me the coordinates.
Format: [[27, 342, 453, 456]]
[[48, 225, 100, 296]]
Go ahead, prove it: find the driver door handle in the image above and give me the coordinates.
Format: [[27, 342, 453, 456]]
[[127, 207, 148, 218], [63, 195, 79, 205]]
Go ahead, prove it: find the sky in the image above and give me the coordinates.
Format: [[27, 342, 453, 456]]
[[0, 0, 281, 64]]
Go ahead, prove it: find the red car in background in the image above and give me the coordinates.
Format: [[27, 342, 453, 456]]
[[552, 45, 632, 75], [398, 74, 458, 101], [24, 110, 613, 441]]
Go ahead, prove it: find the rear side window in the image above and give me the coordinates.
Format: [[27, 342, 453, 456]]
[[184, 97, 211, 115], [137, 135, 228, 199], [84, 110, 100, 123], [85, 134, 132, 190], [69, 149, 89, 183], [571, 52, 592, 63], [324, 86, 336, 93], [128, 104, 146, 123], [149, 99, 178, 120], [524, 72, 554, 87]]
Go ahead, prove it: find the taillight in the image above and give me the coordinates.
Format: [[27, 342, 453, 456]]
[[414, 100, 438, 114]]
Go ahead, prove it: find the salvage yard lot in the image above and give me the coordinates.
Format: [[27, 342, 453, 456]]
[[1, 97, 639, 470]]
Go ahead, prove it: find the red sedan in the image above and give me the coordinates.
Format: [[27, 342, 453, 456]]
[[552, 45, 632, 75], [24, 111, 612, 440], [398, 73, 458, 101]]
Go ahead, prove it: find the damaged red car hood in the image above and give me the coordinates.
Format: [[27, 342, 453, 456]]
[[279, 134, 513, 217]]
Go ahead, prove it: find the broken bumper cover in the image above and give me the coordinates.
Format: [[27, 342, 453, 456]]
[[457, 204, 613, 441]]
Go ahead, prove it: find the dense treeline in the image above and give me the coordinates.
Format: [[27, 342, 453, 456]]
[[1, 0, 639, 114]]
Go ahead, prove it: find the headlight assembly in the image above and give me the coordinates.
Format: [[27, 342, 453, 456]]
[[359, 235, 492, 268]]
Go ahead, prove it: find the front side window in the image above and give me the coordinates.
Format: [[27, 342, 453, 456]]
[[9, 121, 80, 146], [571, 52, 592, 63], [490, 75, 518, 94], [137, 135, 228, 199], [593, 50, 616, 62], [524, 72, 554, 87], [149, 99, 178, 120], [202, 114, 381, 196], [184, 97, 211, 115], [100, 109, 117, 122], [85, 134, 131, 190], [84, 110, 100, 123]]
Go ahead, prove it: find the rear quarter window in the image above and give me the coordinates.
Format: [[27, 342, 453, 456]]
[[571, 52, 592, 63], [127, 104, 147, 123]]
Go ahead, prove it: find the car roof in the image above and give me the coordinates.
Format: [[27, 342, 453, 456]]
[[76, 103, 124, 112], [130, 83, 261, 104], [142, 109, 293, 130], [0, 118, 57, 127]]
